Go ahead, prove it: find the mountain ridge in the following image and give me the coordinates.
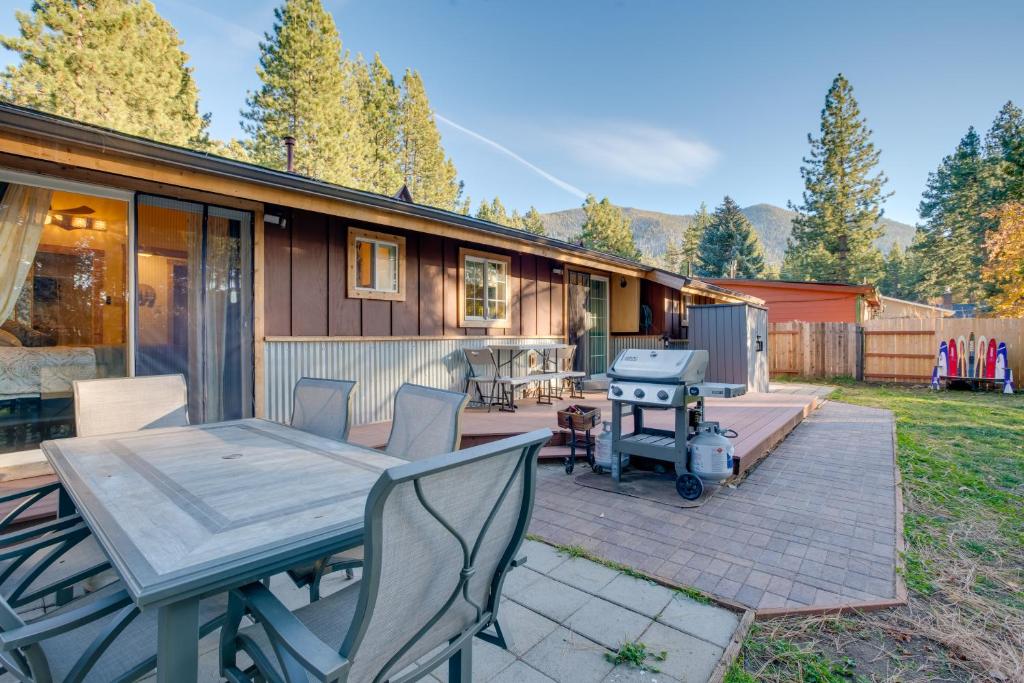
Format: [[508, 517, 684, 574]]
[[539, 203, 916, 267]]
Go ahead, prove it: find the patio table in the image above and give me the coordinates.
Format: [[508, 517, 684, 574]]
[[40, 418, 406, 683]]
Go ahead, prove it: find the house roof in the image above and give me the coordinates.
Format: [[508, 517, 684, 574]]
[[705, 278, 881, 307], [0, 102, 764, 305], [879, 295, 954, 316]]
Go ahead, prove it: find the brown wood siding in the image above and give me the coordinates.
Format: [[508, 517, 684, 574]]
[[264, 210, 572, 338], [290, 210, 329, 336], [639, 280, 684, 338], [263, 216, 292, 336]]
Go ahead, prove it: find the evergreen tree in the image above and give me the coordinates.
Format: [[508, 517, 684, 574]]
[[356, 53, 403, 195], [520, 207, 546, 235], [785, 74, 891, 284], [913, 127, 986, 300], [398, 70, 460, 210], [475, 198, 545, 235], [579, 195, 640, 260], [1, 0, 207, 147], [878, 244, 914, 298], [476, 197, 509, 224], [983, 101, 1024, 203], [241, 0, 367, 185], [697, 196, 766, 278], [683, 202, 712, 274]]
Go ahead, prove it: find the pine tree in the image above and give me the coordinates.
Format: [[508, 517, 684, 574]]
[[785, 74, 891, 284], [520, 207, 546, 235], [913, 127, 986, 300], [241, 0, 367, 185], [579, 195, 640, 260], [0, 0, 207, 147], [697, 196, 766, 278], [398, 70, 460, 210], [476, 197, 509, 224], [683, 202, 712, 274], [983, 101, 1024, 204], [879, 244, 913, 298], [356, 53, 403, 195]]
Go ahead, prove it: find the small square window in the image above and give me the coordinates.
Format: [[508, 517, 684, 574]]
[[347, 229, 405, 301]]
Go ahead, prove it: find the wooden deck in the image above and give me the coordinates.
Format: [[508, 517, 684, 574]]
[[349, 385, 826, 475]]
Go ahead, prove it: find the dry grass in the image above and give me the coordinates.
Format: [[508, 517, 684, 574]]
[[731, 383, 1023, 682]]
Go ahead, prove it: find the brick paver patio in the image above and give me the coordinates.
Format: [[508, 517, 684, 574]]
[[529, 400, 900, 612]]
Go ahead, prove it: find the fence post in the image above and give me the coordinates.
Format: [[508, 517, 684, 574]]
[[856, 324, 864, 380]]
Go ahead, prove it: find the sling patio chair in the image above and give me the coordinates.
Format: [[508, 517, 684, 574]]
[[0, 528, 226, 682], [290, 378, 357, 442], [8, 374, 194, 605], [73, 374, 189, 437], [288, 383, 469, 599], [554, 345, 586, 399], [462, 348, 533, 412], [221, 428, 551, 683]]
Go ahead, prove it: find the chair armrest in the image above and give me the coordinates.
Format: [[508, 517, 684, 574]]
[[0, 481, 60, 505], [235, 582, 350, 681], [0, 587, 133, 650], [0, 522, 90, 562], [0, 513, 82, 548]]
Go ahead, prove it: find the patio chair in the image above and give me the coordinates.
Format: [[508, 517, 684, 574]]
[[73, 374, 189, 437], [290, 378, 356, 442], [556, 345, 586, 399], [220, 428, 551, 683], [463, 348, 533, 412], [527, 350, 566, 406], [384, 383, 469, 460], [0, 526, 227, 682], [0, 491, 108, 609], [288, 383, 469, 597]]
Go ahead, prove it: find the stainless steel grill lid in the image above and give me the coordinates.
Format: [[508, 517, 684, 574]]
[[607, 349, 709, 384]]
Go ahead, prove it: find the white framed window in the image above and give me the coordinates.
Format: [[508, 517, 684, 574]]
[[460, 248, 510, 327], [347, 228, 405, 301]]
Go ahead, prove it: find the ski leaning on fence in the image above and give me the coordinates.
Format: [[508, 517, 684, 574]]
[[932, 334, 1015, 393]]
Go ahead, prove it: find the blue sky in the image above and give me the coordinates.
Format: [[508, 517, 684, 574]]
[[2, 1, 1022, 225]]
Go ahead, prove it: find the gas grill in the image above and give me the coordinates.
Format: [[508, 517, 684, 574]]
[[606, 348, 746, 498]]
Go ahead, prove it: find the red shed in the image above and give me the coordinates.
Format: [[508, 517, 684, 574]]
[[704, 279, 881, 323]]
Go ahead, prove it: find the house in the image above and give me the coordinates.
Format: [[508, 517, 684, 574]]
[[705, 278, 881, 323], [0, 103, 758, 460], [877, 295, 954, 319]]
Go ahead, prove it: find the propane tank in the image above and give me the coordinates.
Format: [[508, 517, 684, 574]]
[[593, 420, 628, 474], [687, 422, 736, 482]]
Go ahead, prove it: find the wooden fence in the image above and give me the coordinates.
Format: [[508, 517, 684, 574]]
[[769, 321, 860, 379], [768, 318, 1024, 384]]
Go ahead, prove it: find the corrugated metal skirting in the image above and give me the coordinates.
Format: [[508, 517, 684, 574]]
[[609, 335, 667, 368], [264, 337, 560, 425]]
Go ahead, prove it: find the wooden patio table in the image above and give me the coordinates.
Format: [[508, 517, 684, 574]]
[[40, 418, 406, 683]]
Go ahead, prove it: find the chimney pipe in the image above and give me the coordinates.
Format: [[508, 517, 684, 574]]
[[942, 290, 953, 307], [284, 136, 296, 173]]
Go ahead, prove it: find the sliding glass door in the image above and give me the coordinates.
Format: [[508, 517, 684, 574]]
[[135, 195, 252, 423]]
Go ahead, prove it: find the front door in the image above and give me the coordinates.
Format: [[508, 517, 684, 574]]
[[567, 271, 611, 376], [586, 276, 610, 375], [134, 194, 253, 422]]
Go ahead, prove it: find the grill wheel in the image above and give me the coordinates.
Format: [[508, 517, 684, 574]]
[[675, 473, 704, 500]]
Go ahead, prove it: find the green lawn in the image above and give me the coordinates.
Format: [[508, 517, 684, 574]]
[[729, 382, 1024, 682]]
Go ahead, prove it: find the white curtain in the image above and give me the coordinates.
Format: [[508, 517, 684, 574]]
[[0, 183, 53, 323]]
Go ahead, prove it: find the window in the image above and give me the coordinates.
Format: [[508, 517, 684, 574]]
[[0, 172, 130, 454], [460, 248, 510, 327], [347, 228, 405, 301]]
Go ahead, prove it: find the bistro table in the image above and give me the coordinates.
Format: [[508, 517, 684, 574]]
[[41, 418, 406, 683]]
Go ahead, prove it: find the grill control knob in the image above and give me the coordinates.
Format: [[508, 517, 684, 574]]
[[611, 385, 623, 396], [633, 388, 645, 399], [657, 390, 669, 401]]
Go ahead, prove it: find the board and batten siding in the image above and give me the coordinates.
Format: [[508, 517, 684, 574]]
[[263, 209, 566, 339], [264, 336, 561, 425], [688, 303, 770, 392]]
